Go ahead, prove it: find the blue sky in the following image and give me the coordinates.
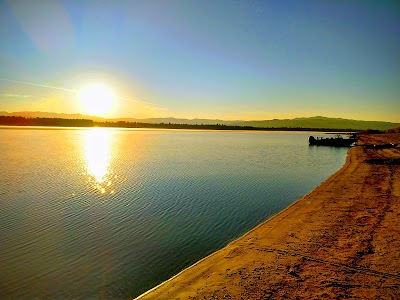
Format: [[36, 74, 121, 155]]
[[0, 0, 399, 121]]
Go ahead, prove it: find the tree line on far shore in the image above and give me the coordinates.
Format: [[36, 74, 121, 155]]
[[0, 115, 361, 132]]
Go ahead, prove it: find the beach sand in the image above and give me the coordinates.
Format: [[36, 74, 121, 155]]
[[136, 133, 400, 299]]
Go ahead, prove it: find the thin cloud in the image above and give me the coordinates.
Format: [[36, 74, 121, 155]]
[[119, 97, 166, 109], [1, 93, 32, 98], [0, 78, 75, 93], [0, 78, 165, 108]]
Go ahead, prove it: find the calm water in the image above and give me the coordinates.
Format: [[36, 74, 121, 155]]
[[0, 128, 347, 299]]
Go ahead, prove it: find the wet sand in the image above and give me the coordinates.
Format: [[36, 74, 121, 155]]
[[136, 133, 400, 299]]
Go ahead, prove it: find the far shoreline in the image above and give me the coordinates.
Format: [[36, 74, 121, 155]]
[[0, 124, 361, 134], [0, 125, 358, 135]]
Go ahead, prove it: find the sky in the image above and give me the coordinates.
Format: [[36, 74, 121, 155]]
[[0, 0, 399, 122]]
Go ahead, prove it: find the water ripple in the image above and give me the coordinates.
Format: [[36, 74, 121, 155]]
[[0, 129, 347, 299]]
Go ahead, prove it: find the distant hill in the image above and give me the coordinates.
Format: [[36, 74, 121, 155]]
[[0, 111, 106, 121], [109, 117, 230, 125], [0, 111, 398, 131], [112, 116, 400, 131], [234, 116, 400, 131]]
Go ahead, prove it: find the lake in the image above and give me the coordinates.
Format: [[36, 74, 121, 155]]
[[0, 127, 348, 299]]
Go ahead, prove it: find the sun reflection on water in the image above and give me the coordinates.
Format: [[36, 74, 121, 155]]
[[83, 128, 115, 195]]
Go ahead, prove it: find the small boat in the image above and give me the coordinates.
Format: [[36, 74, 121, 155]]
[[309, 135, 357, 147]]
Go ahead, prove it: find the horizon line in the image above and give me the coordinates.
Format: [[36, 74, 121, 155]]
[[0, 110, 399, 124]]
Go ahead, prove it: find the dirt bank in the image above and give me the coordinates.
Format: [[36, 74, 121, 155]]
[[136, 133, 400, 299]]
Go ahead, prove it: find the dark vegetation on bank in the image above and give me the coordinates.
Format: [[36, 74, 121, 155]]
[[0, 116, 365, 132]]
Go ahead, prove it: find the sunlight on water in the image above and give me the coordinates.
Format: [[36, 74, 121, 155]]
[[0, 129, 348, 299], [83, 128, 115, 194]]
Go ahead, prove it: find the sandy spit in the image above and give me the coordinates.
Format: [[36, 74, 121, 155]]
[[135, 133, 400, 299]]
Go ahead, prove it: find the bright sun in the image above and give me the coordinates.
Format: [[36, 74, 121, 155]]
[[78, 84, 115, 116]]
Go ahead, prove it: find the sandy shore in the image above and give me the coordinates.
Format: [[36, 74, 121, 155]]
[[136, 133, 400, 299]]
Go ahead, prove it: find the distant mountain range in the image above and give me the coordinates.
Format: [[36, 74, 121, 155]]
[[0, 111, 399, 131], [0, 111, 107, 121]]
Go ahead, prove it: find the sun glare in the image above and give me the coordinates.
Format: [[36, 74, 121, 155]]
[[78, 84, 115, 116]]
